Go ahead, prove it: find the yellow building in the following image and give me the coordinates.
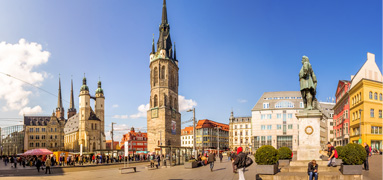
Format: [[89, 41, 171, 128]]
[[349, 52, 383, 151]]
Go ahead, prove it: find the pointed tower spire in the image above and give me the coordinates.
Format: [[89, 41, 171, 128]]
[[174, 42, 178, 61], [57, 75, 63, 109], [162, 0, 168, 24], [70, 78, 74, 109], [151, 34, 155, 54]]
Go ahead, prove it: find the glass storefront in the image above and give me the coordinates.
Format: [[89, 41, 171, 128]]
[[277, 136, 292, 149], [371, 140, 382, 150], [1, 125, 24, 156]]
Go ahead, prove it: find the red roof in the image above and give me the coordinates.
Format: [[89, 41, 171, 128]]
[[181, 126, 194, 135], [195, 119, 229, 131]]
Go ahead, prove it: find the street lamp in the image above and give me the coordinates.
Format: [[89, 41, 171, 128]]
[[214, 127, 222, 153], [187, 108, 196, 158]]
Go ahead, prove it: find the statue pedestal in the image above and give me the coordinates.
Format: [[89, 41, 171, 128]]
[[296, 110, 323, 161]]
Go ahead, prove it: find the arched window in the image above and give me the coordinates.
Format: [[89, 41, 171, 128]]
[[174, 97, 177, 109], [161, 66, 166, 79], [380, 93, 382, 101], [170, 95, 173, 108], [153, 67, 158, 86], [93, 142, 96, 150], [369, 92, 373, 99], [154, 95, 158, 107], [374, 92, 378, 100], [164, 94, 167, 106]]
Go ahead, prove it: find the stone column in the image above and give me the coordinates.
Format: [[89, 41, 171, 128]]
[[296, 110, 323, 161]]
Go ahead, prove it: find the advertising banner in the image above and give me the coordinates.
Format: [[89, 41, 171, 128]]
[[171, 121, 176, 135]]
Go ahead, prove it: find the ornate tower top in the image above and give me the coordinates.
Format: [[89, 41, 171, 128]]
[[80, 74, 89, 92], [157, 0, 172, 59], [69, 79, 75, 109], [57, 76, 63, 109], [96, 80, 104, 94]]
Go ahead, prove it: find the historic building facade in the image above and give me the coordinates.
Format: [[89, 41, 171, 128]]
[[318, 102, 335, 144], [64, 77, 106, 152], [333, 80, 351, 146], [24, 78, 68, 152], [349, 53, 382, 150], [147, 0, 181, 153], [181, 126, 193, 148], [229, 111, 252, 152], [120, 127, 148, 153]]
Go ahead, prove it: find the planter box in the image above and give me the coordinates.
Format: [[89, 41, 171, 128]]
[[184, 161, 198, 169], [335, 159, 343, 166], [256, 164, 278, 175], [340, 164, 362, 175], [278, 159, 290, 166]]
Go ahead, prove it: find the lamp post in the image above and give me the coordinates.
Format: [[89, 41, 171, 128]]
[[187, 108, 196, 158], [214, 127, 222, 153]]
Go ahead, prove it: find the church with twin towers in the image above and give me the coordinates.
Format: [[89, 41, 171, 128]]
[[23, 76, 106, 153], [147, 0, 181, 153]]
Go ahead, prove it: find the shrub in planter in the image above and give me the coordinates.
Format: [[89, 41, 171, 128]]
[[255, 145, 279, 175], [278, 147, 292, 160], [335, 146, 345, 160], [342, 143, 366, 165], [340, 143, 366, 175]]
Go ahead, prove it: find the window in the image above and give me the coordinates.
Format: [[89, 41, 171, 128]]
[[55, 143, 57, 147], [369, 92, 373, 99], [345, 110, 348, 119], [345, 123, 349, 134], [277, 125, 282, 130], [371, 109, 375, 118], [267, 125, 272, 130], [245, 125, 248, 129], [36, 128, 39, 132], [42, 143, 45, 147], [288, 114, 292, 119], [374, 93, 378, 100], [263, 103, 270, 109], [42, 128, 46, 132], [234, 125, 237, 129], [300, 102, 304, 108], [91, 123, 94, 130], [371, 126, 382, 134], [50, 135, 53, 139], [283, 125, 286, 133], [154, 94, 158, 107], [161, 66, 165, 79], [379, 110, 382, 118], [29, 143, 33, 147], [277, 136, 292, 149], [261, 125, 266, 130], [380, 93, 382, 101], [267, 136, 272, 145], [240, 125, 242, 129], [275, 101, 294, 108], [42, 135, 45, 139], [36, 135, 39, 139], [267, 114, 272, 119], [29, 128, 33, 132], [95, 124, 97, 130], [51, 128, 53, 132], [288, 124, 293, 129], [283, 113, 286, 122], [36, 143, 40, 147], [261, 136, 266, 146], [261, 114, 265, 120], [30, 135, 34, 139], [330, 130, 334, 134], [55, 135, 58, 139], [277, 114, 281, 119]]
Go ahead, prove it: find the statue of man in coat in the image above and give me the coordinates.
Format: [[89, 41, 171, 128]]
[[299, 56, 318, 110]]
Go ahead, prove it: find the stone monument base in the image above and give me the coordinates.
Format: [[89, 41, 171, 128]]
[[296, 110, 323, 161]]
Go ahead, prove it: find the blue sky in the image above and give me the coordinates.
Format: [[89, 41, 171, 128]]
[[0, 0, 381, 140]]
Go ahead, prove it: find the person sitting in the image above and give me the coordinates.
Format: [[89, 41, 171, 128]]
[[308, 160, 318, 180]]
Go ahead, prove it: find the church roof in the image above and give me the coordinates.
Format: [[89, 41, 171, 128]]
[[64, 113, 79, 134]]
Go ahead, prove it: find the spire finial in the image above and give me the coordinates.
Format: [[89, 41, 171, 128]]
[[57, 75, 63, 109], [162, 0, 168, 24], [152, 34, 155, 54], [69, 78, 74, 109], [173, 42, 176, 60]]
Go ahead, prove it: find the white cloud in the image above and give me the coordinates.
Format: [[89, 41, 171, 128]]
[[112, 115, 129, 119], [178, 95, 197, 112], [19, 105, 43, 116], [238, 99, 248, 103], [112, 104, 119, 108], [0, 39, 50, 112], [130, 104, 149, 119]]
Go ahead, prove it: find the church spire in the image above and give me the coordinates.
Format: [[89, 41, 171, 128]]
[[69, 78, 74, 109], [151, 34, 155, 54], [162, 0, 168, 25], [173, 42, 176, 60], [57, 75, 63, 109]]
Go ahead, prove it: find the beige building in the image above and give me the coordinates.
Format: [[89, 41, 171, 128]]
[[318, 102, 335, 144], [24, 78, 68, 151], [229, 111, 252, 152], [64, 77, 106, 152], [147, 0, 181, 153]]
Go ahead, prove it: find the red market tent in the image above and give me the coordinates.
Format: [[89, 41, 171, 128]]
[[23, 148, 53, 156]]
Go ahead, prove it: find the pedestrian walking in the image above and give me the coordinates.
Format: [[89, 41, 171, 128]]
[[13, 156, 17, 168], [233, 147, 247, 180], [308, 160, 318, 180], [363, 143, 371, 171], [231, 151, 237, 173], [219, 153, 223, 163], [36, 158, 42, 172], [156, 154, 161, 168], [45, 156, 51, 174], [208, 152, 216, 172], [326, 142, 336, 167]]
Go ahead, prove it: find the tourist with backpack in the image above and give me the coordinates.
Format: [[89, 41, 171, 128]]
[[326, 142, 337, 167], [233, 147, 252, 180]]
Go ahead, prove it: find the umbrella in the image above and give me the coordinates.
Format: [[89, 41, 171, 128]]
[[23, 148, 53, 156]]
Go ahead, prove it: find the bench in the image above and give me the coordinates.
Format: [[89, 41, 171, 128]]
[[119, 167, 136, 173]]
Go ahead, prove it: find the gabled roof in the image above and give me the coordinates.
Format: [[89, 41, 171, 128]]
[[64, 113, 79, 134], [350, 52, 383, 89], [181, 126, 193, 135], [24, 116, 53, 126], [252, 91, 303, 111], [196, 119, 229, 131]]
